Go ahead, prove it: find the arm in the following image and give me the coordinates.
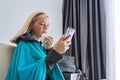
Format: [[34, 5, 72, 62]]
[[45, 49, 63, 74]]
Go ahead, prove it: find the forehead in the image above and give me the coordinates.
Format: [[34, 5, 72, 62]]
[[35, 15, 49, 23], [37, 14, 48, 19]]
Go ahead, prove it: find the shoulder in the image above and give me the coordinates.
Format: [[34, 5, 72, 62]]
[[16, 40, 33, 49], [17, 40, 39, 49], [17, 40, 29, 46]]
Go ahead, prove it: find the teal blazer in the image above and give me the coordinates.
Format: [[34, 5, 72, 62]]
[[6, 40, 64, 80]]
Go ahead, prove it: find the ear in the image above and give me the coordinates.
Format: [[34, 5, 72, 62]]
[[29, 26, 32, 30], [29, 22, 34, 29], [27, 24, 33, 32]]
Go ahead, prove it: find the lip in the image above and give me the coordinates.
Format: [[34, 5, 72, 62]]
[[43, 32, 47, 33]]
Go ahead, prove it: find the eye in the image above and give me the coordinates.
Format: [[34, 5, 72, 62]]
[[39, 22, 49, 27], [39, 22, 45, 26]]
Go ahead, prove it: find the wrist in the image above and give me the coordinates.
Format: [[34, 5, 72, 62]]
[[52, 46, 61, 54]]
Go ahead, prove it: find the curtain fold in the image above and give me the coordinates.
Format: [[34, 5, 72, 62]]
[[62, 0, 106, 80]]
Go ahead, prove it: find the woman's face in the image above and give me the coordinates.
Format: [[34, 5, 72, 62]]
[[31, 14, 49, 37]]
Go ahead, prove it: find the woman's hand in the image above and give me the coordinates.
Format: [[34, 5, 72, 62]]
[[52, 35, 71, 54], [44, 36, 53, 49]]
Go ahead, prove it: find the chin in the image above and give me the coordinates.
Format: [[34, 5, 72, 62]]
[[39, 34, 42, 37]]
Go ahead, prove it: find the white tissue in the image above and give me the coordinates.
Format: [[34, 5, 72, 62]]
[[41, 34, 48, 49]]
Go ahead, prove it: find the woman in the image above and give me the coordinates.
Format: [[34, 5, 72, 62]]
[[6, 12, 71, 80]]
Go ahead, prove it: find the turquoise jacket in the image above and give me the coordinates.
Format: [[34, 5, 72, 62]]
[[6, 40, 64, 80]]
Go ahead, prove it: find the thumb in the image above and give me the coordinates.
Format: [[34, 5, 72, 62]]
[[58, 35, 65, 41]]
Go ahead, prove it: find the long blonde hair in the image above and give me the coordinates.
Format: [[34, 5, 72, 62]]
[[10, 12, 47, 44]]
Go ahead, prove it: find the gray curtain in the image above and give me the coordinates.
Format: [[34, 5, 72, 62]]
[[62, 0, 106, 80]]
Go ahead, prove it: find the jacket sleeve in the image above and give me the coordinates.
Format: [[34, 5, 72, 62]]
[[45, 49, 63, 74]]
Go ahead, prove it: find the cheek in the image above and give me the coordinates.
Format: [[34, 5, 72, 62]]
[[32, 25, 43, 33], [36, 26, 42, 31]]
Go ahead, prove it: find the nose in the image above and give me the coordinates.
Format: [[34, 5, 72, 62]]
[[43, 25, 48, 33], [44, 24, 49, 29]]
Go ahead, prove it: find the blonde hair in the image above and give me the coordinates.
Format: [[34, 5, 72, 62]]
[[10, 12, 47, 44]]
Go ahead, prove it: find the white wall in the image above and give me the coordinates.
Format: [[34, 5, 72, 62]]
[[0, 0, 63, 45], [105, 0, 116, 80], [115, 0, 120, 80]]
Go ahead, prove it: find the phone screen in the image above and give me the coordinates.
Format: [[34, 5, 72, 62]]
[[64, 27, 75, 41]]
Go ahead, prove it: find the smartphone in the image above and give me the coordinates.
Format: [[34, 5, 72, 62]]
[[64, 27, 75, 41]]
